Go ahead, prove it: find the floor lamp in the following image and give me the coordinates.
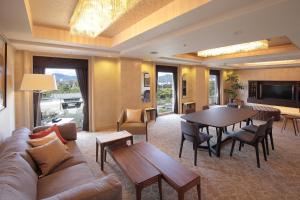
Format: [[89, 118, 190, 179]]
[[20, 74, 57, 126]]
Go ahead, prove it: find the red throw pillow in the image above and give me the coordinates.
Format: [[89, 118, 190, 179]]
[[30, 125, 67, 144]]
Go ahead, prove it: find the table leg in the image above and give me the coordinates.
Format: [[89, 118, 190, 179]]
[[197, 183, 201, 200], [130, 136, 134, 145], [178, 191, 184, 200], [96, 141, 99, 162], [136, 185, 142, 200], [292, 119, 297, 136], [100, 145, 104, 171], [295, 119, 299, 133], [281, 117, 287, 133], [216, 127, 223, 157], [158, 176, 162, 200], [246, 118, 251, 126]]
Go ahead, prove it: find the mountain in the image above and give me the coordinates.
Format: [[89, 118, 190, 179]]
[[53, 73, 77, 81], [158, 74, 173, 84]]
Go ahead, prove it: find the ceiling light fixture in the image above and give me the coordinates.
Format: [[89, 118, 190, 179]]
[[197, 40, 269, 57], [232, 59, 300, 67], [70, 0, 139, 37]]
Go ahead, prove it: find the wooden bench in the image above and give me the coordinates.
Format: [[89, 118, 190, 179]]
[[131, 142, 201, 200]]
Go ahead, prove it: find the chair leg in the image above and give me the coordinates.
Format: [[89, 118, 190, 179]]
[[265, 135, 269, 155], [239, 141, 242, 151], [194, 149, 198, 166], [261, 140, 267, 161], [281, 117, 287, 132], [179, 136, 184, 158], [269, 131, 275, 150], [206, 126, 209, 134], [240, 121, 242, 128], [230, 139, 236, 156], [232, 124, 235, 131], [207, 140, 212, 157], [146, 129, 148, 141], [292, 119, 298, 136], [255, 145, 260, 168]]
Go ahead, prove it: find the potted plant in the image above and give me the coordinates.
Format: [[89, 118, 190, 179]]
[[224, 73, 244, 102]]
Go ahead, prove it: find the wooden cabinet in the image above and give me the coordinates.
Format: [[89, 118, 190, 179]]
[[182, 102, 196, 114]]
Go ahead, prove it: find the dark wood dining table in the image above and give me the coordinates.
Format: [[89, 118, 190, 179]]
[[181, 107, 258, 157]]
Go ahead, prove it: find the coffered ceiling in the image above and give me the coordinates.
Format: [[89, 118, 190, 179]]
[[1, 0, 300, 69]]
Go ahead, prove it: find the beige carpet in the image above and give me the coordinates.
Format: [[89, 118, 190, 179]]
[[77, 114, 300, 200]]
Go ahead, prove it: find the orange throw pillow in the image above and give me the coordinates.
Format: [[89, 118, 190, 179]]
[[30, 125, 67, 144]]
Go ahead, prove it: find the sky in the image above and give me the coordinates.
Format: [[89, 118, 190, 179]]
[[45, 68, 76, 76]]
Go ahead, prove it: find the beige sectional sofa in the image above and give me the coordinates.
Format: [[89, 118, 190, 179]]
[[0, 123, 122, 200]]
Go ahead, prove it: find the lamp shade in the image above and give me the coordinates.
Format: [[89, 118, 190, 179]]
[[20, 74, 57, 92]]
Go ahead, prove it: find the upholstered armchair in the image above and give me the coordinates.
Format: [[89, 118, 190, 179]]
[[117, 109, 148, 141]]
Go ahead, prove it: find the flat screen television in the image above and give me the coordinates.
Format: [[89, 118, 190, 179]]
[[261, 84, 293, 100]]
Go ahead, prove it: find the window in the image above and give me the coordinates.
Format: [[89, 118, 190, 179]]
[[40, 68, 84, 130]]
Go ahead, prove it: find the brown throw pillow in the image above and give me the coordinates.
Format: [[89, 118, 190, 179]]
[[126, 109, 142, 123], [27, 138, 72, 176], [27, 132, 58, 147]]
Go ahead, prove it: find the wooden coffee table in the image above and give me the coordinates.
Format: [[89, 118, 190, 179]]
[[131, 142, 201, 200], [110, 146, 162, 200], [96, 131, 133, 171]]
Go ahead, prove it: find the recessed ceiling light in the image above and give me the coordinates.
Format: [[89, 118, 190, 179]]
[[150, 51, 158, 55], [197, 40, 269, 57]]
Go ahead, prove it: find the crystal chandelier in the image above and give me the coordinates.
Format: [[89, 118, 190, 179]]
[[197, 40, 269, 57], [70, 0, 139, 37]]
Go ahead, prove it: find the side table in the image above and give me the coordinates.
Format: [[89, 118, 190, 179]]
[[96, 131, 133, 170]]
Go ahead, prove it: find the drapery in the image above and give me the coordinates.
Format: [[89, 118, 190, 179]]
[[75, 67, 89, 131]]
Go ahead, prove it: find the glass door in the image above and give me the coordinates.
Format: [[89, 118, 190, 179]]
[[209, 70, 220, 105]]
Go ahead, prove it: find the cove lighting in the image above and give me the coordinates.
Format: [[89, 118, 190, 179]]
[[70, 0, 139, 37], [232, 59, 300, 67], [197, 40, 269, 57]]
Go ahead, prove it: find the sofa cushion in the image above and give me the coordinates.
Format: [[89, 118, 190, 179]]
[[31, 125, 67, 144], [0, 128, 38, 172], [28, 132, 58, 147], [42, 174, 122, 200], [0, 153, 38, 200], [27, 139, 72, 176], [50, 141, 86, 173], [37, 163, 95, 199]]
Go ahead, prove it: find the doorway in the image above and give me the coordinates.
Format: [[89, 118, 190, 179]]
[[209, 70, 220, 105], [156, 66, 178, 115]]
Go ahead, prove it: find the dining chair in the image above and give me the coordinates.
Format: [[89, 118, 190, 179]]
[[242, 117, 274, 155], [188, 105, 210, 134], [239, 105, 254, 128], [230, 122, 268, 168], [179, 121, 212, 166]]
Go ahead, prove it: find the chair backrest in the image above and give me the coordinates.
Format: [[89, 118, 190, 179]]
[[124, 109, 145, 123], [265, 117, 274, 134], [181, 121, 206, 144], [202, 105, 209, 110], [252, 122, 268, 142], [227, 102, 238, 108]]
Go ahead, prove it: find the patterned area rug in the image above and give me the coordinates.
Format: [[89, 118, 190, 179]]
[[76, 114, 300, 200]]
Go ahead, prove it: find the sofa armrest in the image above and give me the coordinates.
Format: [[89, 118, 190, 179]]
[[32, 122, 77, 141], [117, 110, 125, 131], [42, 174, 122, 200]]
